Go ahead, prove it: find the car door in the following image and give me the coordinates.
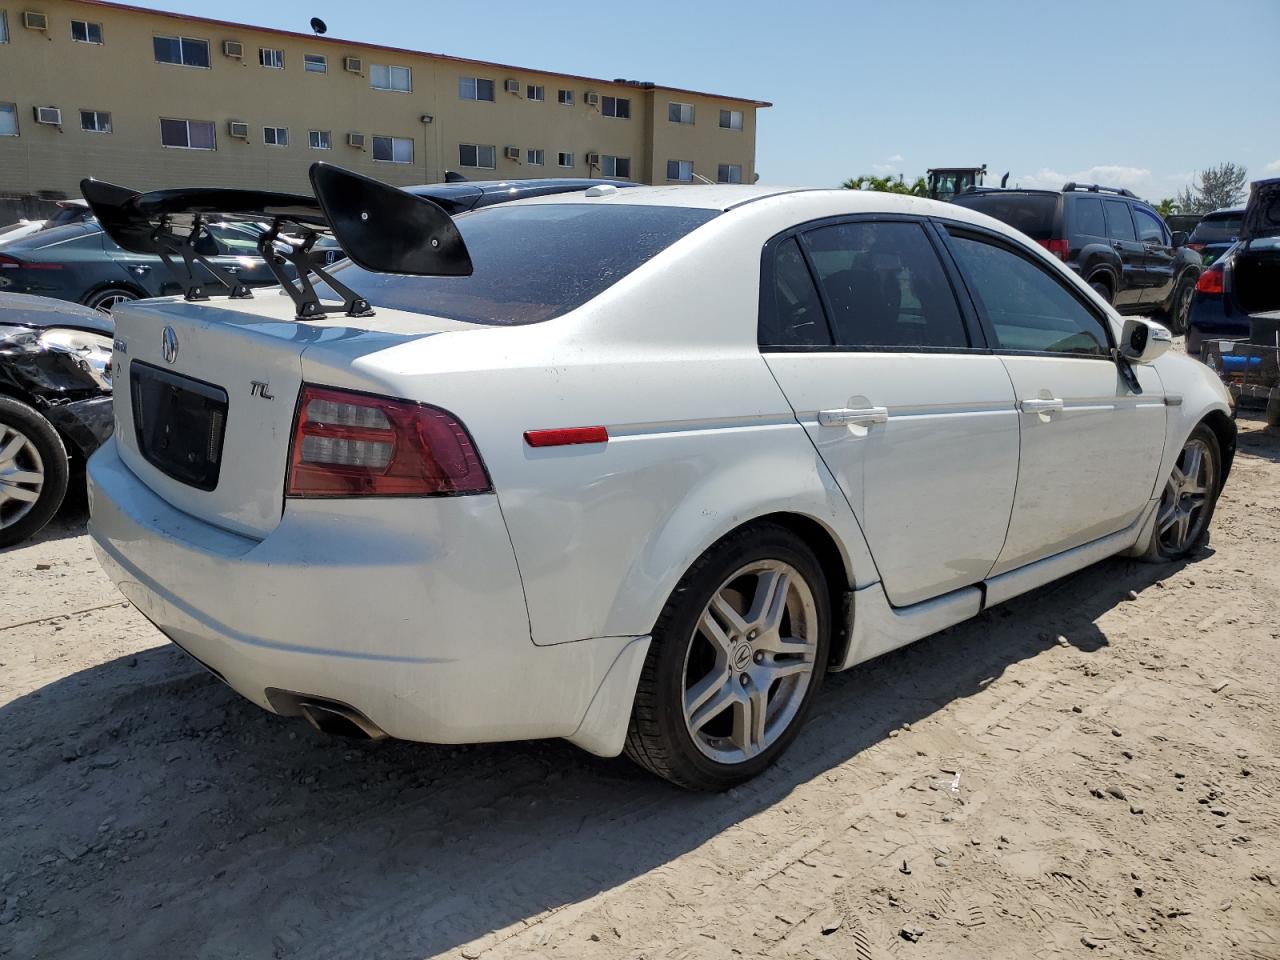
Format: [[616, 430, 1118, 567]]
[[941, 226, 1166, 575], [1132, 203, 1177, 307], [1102, 199, 1146, 309], [761, 217, 1020, 608]]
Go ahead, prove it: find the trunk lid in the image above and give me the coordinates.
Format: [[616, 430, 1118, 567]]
[[110, 290, 477, 538], [1241, 177, 1280, 242]]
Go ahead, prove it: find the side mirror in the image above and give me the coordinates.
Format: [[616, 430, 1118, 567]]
[[1171, 231, 1188, 247], [1119, 317, 1173, 364]]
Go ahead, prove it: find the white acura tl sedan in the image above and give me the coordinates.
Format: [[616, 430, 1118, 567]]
[[86, 172, 1235, 790]]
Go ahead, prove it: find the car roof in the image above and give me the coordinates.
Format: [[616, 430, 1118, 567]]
[[1202, 206, 1246, 218], [498, 184, 814, 211]]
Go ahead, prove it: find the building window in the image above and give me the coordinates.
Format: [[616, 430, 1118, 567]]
[[717, 163, 742, 184], [71, 19, 103, 44], [308, 129, 331, 150], [667, 159, 694, 182], [0, 103, 18, 136], [0, 11, 8, 43], [557, 88, 574, 106], [263, 126, 288, 146], [370, 64, 412, 92], [600, 155, 631, 179], [372, 135, 413, 163], [557, 151, 574, 168], [160, 117, 215, 150], [153, 35, 210, 68], [458, 143, 496, 169], [259, 47, 284, 69], [80, 110, 112, 134], [458, 76, 495, 101], [527, 148, 544, 166], [668, 102, 694, 124], [601, 96, 630, 119], [304, 53, 326, 73], [526, 84, 545, 102], [719, 109, 744, 130]]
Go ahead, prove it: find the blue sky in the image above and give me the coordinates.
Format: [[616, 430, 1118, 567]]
[[130, 0, 1280, 199]]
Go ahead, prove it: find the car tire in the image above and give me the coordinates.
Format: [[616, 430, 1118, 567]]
[[1165, 278, 1194, 335], [1089, 278, 1113, 303], [1266, 393, 1280, 429], [0, 396, 70, 549], [83, 287, 139, 314], [625, 521, 832, 791], [1138, 423, 1221, 563]]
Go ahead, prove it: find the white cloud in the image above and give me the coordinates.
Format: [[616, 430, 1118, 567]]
[[871, 154, 907, 175], [886, 154, 904, 163], [1265, 159, 1280, 174], [1010, 165, 1154, 194]]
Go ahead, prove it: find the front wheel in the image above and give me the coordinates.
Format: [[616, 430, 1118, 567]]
[[0, 397, 70, 548], [1139, 424, 1221, 562], [625, 522, 831, 790]]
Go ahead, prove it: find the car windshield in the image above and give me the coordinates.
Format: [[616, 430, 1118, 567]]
[[949, 193, 1058, 241], [317, 203, 720, 325], [1190, 214, 1244, 244]]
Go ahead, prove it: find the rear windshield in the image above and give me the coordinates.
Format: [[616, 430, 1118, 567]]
[[319, 203, 719, 324], [1190, 214, 1243, 244], [949, 193, 1058, 241]]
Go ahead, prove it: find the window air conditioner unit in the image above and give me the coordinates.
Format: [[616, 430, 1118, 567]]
[[585, 152, 600, 166], [504, 79, 520, 95], [584, 92, 600, 106], [503, 146, 520, 161], [34, 106, 62, 126], [228, 121, 249, 139], [347, 132, 365, 148], [23, 11, 49, 30], [343, 56, 362, 73], [223, 40, 244, 58]]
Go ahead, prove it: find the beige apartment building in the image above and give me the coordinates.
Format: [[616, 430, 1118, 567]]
[[0, 0, 768, 209]]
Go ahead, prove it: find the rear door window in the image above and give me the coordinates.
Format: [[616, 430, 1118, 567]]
[[759, 236, 831, 347], [802, 220, 969, 349], [1072, 197, 1106, 238], [1103, 200, 1137, 241], [320, 204, 718, 324], [947, 231, 1110, 356]]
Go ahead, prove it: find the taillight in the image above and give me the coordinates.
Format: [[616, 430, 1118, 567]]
[[1195, 267, 1223, 295], [1187, 242, 1205, 253], [286, 385, 490, 497], [0, 254, 60, 270], [1037, 238, 1070, 261]]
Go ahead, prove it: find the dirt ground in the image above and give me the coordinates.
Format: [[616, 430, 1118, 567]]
[[1, 415, 1277, 960]]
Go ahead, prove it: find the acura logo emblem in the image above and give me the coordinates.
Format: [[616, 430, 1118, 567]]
[[161, 326, 179, 364]]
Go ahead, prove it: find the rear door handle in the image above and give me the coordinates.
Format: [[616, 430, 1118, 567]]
[[818, 406, 888, 426], [1019, 397, 1065, 414]]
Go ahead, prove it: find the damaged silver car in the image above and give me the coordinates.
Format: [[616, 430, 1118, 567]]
[[0, 292, 113, 546]]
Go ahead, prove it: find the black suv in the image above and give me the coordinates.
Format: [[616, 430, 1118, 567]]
[[951, 183, 1202, 331]]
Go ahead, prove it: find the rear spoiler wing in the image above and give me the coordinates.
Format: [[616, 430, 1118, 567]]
[[80, 163, 472, 320]]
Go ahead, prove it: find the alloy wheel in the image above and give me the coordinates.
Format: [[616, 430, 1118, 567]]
[[681, 559, 820, 764], [1157, 436, 1215, 554], [0, 423, 45, 531], [91, 291, 136, 314], [1175, 283, 1194, 333]]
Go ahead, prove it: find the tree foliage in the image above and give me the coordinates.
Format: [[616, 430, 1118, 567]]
[[842, 174, 929, 197], [1175, 163, 1249, 215], [1152, 198, 1179, 217]]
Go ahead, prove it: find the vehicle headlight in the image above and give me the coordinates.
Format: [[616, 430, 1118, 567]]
[[39, 327, 114, 389]]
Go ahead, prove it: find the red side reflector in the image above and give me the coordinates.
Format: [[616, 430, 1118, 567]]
[[524, 426, 609, 448]]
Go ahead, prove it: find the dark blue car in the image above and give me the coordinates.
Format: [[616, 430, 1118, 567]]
[[1186, 207, 1245, 267], [1186, 180, 1280, 358]]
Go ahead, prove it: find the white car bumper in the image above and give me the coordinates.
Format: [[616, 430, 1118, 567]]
[[86, 437, 648, 756]]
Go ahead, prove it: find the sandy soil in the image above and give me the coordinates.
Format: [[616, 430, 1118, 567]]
[[1, 415, 1278, 960]]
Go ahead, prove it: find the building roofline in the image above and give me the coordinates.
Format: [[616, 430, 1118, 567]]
[[68, 0, 773, 108]]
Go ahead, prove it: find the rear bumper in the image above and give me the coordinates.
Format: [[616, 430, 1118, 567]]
[[86, 437, 646, 754]]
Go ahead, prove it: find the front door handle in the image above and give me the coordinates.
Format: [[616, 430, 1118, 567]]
[[818, 406, 889, 427], [1019, 397, 1065, 414]]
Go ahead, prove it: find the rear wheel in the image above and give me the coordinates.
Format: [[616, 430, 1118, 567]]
[[625, 522, 831, 790], [1140, 424, 1221, 562], [0, 397, 70, 548], [1166, 278, 1194, 335], [83, 287, 138, 314]]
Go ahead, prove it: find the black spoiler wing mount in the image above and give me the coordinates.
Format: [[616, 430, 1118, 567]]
[[80, 164, 471, 321]]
